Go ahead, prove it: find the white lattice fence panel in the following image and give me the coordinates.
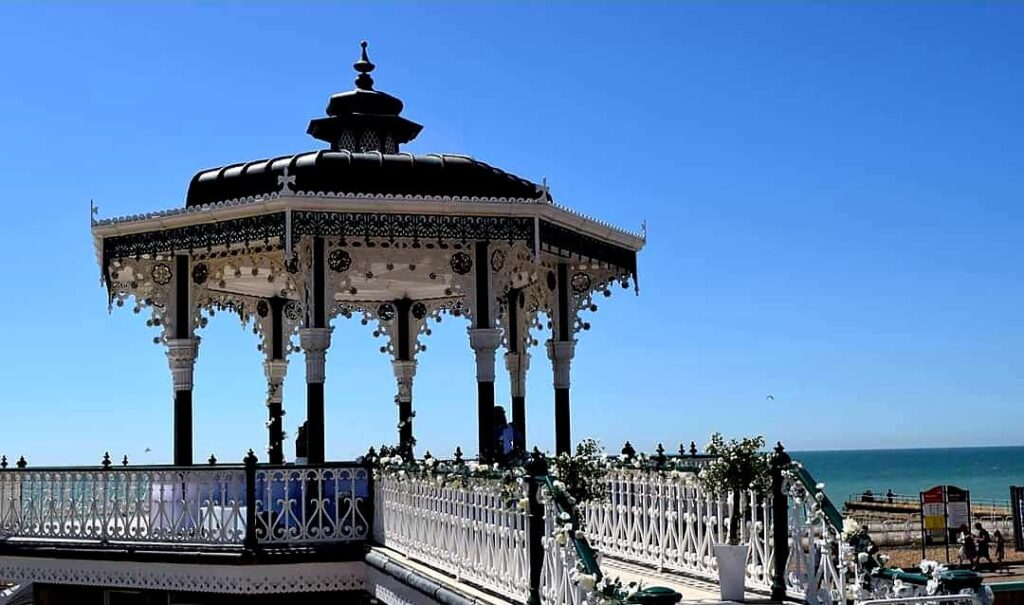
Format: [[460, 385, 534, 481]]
[[374, 475, 529, 602]]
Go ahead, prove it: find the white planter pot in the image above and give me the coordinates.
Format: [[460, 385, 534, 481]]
[[714, 543, 749, 602]]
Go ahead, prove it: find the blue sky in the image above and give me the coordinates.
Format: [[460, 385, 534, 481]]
[[0, 3, 1021, 465]]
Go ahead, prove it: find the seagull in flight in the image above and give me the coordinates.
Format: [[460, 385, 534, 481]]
[[765, 395, 774, 401], [144, 447, 152, 453]]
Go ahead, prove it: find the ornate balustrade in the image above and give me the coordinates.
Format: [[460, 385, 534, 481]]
[[373, 473, 530, 602], [253, 465, 371, 544], [0, 459, 370, 549], [578, 462, 850, 605], [581, 470, 773, 589]]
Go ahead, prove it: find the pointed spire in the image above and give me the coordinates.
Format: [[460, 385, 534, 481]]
[[354, 40, 375, 90]]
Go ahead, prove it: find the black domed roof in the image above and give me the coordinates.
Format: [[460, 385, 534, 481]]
[[186, 151, 544, 207], [185, 42, 544, 208]]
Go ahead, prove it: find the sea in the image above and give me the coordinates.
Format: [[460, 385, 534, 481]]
[[794, 446, 1024, 505]]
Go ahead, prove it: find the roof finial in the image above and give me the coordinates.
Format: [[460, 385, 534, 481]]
[[354, 40, 375, 90]]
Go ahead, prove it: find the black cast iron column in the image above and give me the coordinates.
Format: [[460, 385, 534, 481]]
[[770, 442, 793, 601], [265, 297, 288, 464], [299, 236, 331, 464], [468, 241, 501, 463], [504, 288, 529, 454], [393, 298, 417, 458], [547, 263, 576, 456], [167, 254, 198, 466]]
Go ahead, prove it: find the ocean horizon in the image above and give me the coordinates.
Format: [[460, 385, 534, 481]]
[[793, 445, 1024, 504]]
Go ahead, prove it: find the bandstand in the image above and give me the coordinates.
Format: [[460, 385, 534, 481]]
[[0, 42, 971, 605], [91, 41, 644, 467]]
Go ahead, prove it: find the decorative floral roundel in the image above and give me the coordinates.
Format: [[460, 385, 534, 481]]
[[411, 302, 427, 320], [450, 252, 473, 275], [191, 263, 209, 285], [151, 263, 172, 286], [490, 249, 506, 272], [377, 303, 396, 321], [328, 249, 352, 273], [256, 300, 269, 318], [283, 301, 302, 322], [570, 272, 591, 294]]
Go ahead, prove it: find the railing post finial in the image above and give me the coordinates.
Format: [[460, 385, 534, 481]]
[[0, 456, 7, 470], [122, 455, 129, 467], [621, 441, 636, 458], [208, 453, 217, 465], [16, 456, 26, 469], [678, 442, 686, 458], [453, 446, 464, 464], [689, 440, 698, 456], [525, 446, 548, 476], [101, 452, 111, 470], [654, 443, 666, 467]]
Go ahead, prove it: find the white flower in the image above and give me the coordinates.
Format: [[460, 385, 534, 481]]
[[556, 532, 567, 546], [518, 497, 529, 510], [816, 482, 825, 490], [577, 573, 597, 592], [842, 517, 860, 537], [558, 512, 571, 522], [857, 552, 869, 564]]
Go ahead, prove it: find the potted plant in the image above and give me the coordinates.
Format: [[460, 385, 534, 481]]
[[700, 433, 770, 602]]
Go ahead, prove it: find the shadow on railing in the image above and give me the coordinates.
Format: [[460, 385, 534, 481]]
[[0, 452, 371, 550]]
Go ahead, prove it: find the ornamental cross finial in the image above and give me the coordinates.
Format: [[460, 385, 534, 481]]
[[540, 177, 551, 203], [101, 452, 112, 470], [90, 199, 99, 225], [277, 168, 296, 195]]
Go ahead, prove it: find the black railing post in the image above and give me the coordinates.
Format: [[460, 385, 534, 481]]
[[525, 448, 548, 605], [770, 442, 792, 602], [244, 449, 257, 551]]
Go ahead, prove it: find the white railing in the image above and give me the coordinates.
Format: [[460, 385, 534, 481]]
[[580, 468, 852, 604], [374, 474, 530, 602], [541, 499, 592, 605], [582, 470, 774, 591], [253, 465, 371, 544], [0, 463, 371, 548], [783, 476, 847, 605], [0, 467, 247, 545]]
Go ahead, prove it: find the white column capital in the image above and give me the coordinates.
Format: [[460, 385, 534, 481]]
[[299, 327, 332, 384], [166, 337, 199, 392], [468, 328, 502, 382], [392, 359, 417, 403], [263, 359, 289, 405], [546, 339, 575, 389], [504, 352, 531, 398], [467, 328, 502, 352]]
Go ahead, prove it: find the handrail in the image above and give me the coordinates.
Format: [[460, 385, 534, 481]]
[[790, 461, 845, 530]]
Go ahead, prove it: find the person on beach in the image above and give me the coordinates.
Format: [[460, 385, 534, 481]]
[[994, 529, 1006, 571], [975, 522, 993, 569], [861, 489, 875, 502], [957, 524, 977, 567], [886, 489, 894, 504]]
